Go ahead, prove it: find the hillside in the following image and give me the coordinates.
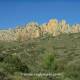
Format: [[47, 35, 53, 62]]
[[0, 19, 80, 80], [0, 31, 80, 80]]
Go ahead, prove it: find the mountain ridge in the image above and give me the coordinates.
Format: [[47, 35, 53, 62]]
[[0, 19, 80, 41]]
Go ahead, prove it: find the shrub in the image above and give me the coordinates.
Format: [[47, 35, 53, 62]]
[[42, 53, 55, 72], [3, 54, 30, 74]]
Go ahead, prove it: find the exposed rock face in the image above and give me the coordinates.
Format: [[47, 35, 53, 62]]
[[15, 22, 40, 41], [25, 23, 40, 38], [0, 30, 16, 41], [46, 19, 59, 36], [0, 19, 80, 41], [40, 19, 60, 36], [60, 20, 67, 33], [71, 24, 80, 33]]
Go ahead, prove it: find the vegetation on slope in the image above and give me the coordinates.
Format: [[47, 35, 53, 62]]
[[0, 32, 80, 80]]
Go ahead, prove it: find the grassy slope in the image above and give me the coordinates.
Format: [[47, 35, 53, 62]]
[[0, 32, 80, 80]]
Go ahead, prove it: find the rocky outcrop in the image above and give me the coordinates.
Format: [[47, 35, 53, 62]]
[[15, 22, 40, 41], [71, 24, 80, 33], [0, 30, 16, 41], [0, 19, 80, 41]]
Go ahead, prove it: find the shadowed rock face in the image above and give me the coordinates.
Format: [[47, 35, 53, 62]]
[[0, 19, 80, 41]]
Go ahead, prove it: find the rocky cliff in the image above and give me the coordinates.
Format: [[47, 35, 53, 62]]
[[0, 19, 80, 41]]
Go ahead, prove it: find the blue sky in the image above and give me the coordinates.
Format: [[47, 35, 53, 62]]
[[0, 0, 80, 29]]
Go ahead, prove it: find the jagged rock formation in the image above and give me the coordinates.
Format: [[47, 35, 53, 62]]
[[15, 22, 40, 41], [0, 19, 80, 41]]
